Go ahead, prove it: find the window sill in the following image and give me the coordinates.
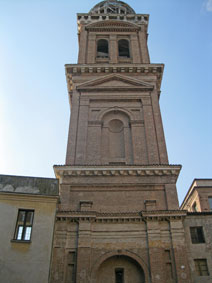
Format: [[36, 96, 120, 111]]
[[118, 57, 132, 63], [96, 57, 109, 63], [191, 242, 205, 244], [11, 239, 31, 244]]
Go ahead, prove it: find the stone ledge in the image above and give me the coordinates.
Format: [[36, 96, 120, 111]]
[[54, 164, 181, 178], [77, 13, 149, 27], [56, 210, 187, 223], [65, 64, 163, 75]]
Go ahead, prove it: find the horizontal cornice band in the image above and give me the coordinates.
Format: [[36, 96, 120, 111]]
[[54, 164, 182, 178]]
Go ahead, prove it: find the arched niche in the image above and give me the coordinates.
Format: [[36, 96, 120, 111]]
[[100, 110, 133, 164], [91, 251, 149, 283]]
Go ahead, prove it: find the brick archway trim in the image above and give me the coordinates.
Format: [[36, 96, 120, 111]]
[[90, 249, 150, 283]]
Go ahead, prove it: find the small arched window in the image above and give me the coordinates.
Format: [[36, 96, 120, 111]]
[[97, 39, 109, 58], [118, 39, 130, 58]]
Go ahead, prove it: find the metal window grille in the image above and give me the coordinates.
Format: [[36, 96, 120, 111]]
[[190, 227, 205, 244], [194, 259, 209, 276]]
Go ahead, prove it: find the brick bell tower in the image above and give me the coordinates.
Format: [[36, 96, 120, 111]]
[[51, 1, 192, 283]]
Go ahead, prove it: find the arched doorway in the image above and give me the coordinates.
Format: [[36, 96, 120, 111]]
[[96, 255, 145, 283]]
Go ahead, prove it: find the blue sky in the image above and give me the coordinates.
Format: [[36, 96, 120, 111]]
[[0, 0, 211, 204]]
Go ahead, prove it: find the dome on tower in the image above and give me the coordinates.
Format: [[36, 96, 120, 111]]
[[90, 0, 135, 15]]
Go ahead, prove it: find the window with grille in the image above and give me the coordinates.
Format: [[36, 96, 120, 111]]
[[194, 259, 209, 276], [115, 268, 124, 283], [190, 227, 205, 244], [14, 210, 34, 241]]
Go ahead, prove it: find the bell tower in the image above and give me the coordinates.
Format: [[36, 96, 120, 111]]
[[51, 2, 192, 283], [65, 0, 169, 167]]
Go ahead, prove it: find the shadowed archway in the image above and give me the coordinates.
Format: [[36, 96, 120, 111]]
[[91, 251, 148, 283]]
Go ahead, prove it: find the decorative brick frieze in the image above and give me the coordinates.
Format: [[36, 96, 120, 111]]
[[54, 164, 181, 178], [66, 64, 164, 76], [56, 210, 187, 223], [77, 14, 149, 27]]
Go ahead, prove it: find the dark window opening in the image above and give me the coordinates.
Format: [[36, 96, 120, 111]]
[[115, 268, 124, 283], [190, 227, 205, 244], [118, 39, 130, 58], [97, 39, 109, 58], [194, 259, 209, 276], [208, 197, 212, 210], [14, 210, 34, 241], [192, 201, 197, 212]]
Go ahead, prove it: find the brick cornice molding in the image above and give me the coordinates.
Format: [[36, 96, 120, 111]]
[[77, 14, 149, 28], [54, 164, 181, 178], [66, 64, 163, 92], [66, 64, 163, 75], [56, 210, 187, 223]]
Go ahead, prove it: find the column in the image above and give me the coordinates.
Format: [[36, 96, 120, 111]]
[[87, 33, 96, 64], [146, 220, 167, 283], [86, 121, 102, 164], [66, 90, 80, 165], [78, 26, 88, 64], [142, 97, 160, 164], [75, 97, 89, 164], [169, 219, 192, 283], [131, 33, 141, 63], [138, 26, 150, 63], [131, 121, 148, 164], [109, 35, 118, 63], [165, 184, 179, 210], [151, 87, 169, 164], [76, 220, 92, 283]]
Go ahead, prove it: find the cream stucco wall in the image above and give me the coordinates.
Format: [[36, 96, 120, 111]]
[[0, 192, 57, 283]]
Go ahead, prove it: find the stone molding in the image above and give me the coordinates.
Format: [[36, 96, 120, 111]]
[[76, 73, 154, 92], [66, 64, 163, 75], [0, 192, 58, 203], [56, 210, 187, 223], [54, 165, 181, 178], [85, 20, 141, 32], [77, 14, 149, 27], [66, 64, 163, 92]]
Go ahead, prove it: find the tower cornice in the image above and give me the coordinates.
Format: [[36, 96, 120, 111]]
[[65, 63, 164, 93], [77, 13, 149, 29], [54, 164, 181, 179]]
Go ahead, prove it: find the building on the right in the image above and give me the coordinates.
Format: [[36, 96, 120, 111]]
[[181, 179, 212, 282]]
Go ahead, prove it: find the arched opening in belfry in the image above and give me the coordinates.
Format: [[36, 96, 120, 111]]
[[97, 39, 109, 58], [96, 255, 145, 283], [118, 39, 130, 58]]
